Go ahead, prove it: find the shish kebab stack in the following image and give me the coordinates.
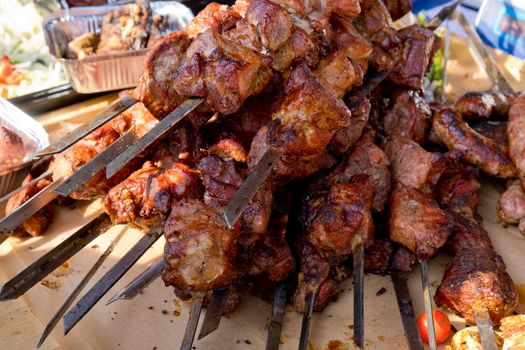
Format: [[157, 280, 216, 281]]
[[0, 0, 523, 348]]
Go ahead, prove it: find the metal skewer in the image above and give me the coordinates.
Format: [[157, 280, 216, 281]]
[[63, 222, 164, 334], [180, 292, 204, 350], [0, 170, 53, 204], [474, 308, 498, 350], [105, 259, 165, 305], [391, 271, 424, 350], [53, 131, 136, 197], [298, 290, 316, 350], [35, 96, 137, 157], [197, 287, 229, 339], [419, 260, 437, 350], [0, 213, 111, 301], [353, 243, 365, 349], [266, 282, 288, 350], [37, 227, 126, 348], [106, 98, 204, 178]]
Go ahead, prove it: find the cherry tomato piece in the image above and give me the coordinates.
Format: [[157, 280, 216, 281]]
[[417, 309, 452, 344]]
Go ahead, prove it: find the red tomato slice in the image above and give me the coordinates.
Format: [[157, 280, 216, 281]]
[[417, 310, 452, 344]]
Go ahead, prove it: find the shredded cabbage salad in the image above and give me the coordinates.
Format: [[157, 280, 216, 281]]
[[0, 0, 67, 98]]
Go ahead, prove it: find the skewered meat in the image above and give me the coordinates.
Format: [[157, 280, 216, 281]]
[[293, 237, 350, 312], [184, 2, 241, 38], [383, 136, 448, 194], [432, 107, 516, 178], [330, 16, 374, 71], [268, 66, 351, 157], [456, 91, 517, 121], [445, 213, 493, 254], [390, 246, 416, 271], [383, 89, 431, 144], [381, 0, 412, 21], [434, 248, 518, 324], [307, 175, 375, 258], [508, 94, 525, 187], [497, 180, 525, 236], [470, 120, 508, 146], [173, 28, 273, 115], [388, 24, 439, 90], [329, 94, 371, 154], [134, 31, 190, 118], [364, 239, 393, 273], [162, 199, 241, 292], [248, 126, 337, 182], [328, 131, 391, 212], [96, 1, 153, 54], [388, 182, 454, 259], [104, 161, 201, 228], [436, 162, 481, 219], [313, 50, 364, 99], [5, 174, 53, 237]]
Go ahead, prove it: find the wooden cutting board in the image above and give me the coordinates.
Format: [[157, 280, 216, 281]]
[[1, 34, 525, 350]]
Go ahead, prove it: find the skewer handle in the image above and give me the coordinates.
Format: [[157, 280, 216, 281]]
[[180, 292, 204, 350], [353, 244, 365, 349], [419, 260, 437, 350], [298, 291, 316, 350]]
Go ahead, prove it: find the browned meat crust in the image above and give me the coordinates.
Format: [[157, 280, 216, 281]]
[[508, 94, 525, 187], [432, 107, 516, 178], [435, 248, 518, 324], [456, 91, 517, 121]]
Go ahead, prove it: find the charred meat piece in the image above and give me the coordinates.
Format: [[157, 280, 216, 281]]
[[270, 27, 320, 72], [364, 239, 393, 273], [293, 238, 350, 312], [328, 131, 391, 213], [436, 162, 481, 219], [330, 16, 374, 71], [388, 24, 438, 90], [104, 162, 201, 227], [96, 1, 153, 54], [134, 31, 190, 118], [388, 182, 454, 259], [456, 91, 517, 121], [51, 113, 135, 200], [383, 89, 432, 145], [390, 245, 417, 272], [268, 66, 351, 157], [435, 248, 518, 324], [314, 50, 364, 99], [470, 120, 508, 147], [329, 94, 371, 155], [508, 94, 525, 187], [5, 174, 53, 237], [173, 28, 273, 115], [383, 136, 448, 194], [162, 199, 241, 292], [248, 126, 337, 182], [497, 180, 525, 236], [184, 2, 241, 38], [432, 107, 516, 178], [245, 0, 292, 51], [307, 175, 375, 258], [445, 213, 493, 255], [381, 0, 412, 21]]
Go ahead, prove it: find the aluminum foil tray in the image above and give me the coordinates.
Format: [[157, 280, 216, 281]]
[[0, 98, 49, 197], [43, 2, 194, 93]]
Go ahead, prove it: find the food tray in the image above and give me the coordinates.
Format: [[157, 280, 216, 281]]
[[0, 98, 49, 197], [42, 1, 194, 93]]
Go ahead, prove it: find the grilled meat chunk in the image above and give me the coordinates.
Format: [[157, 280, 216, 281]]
[[0, 126, 30, 169], [197, 155, 245, 207], [184, 2, 241, 38], [497, 180, 525, 236], [329, 95, 371, 155], [173, 28, 273, 115], [383, 89, 431, 144], [307, 175, 375, 258], [435, 248, 518, 324], [330, 16, 374, 70], [436, 162, 481, 219], [135, 31, 190, 118], [390, 246, 416, 271], [388, 182, 454, 259], [470, 120, 508, 147], [293, 238, 350, 312], [268, 66, 351, 157], [445, 213, 493, 254], [381, 0, 412, 21], [383, 136, 448, 194], [508, 94, 525, 187], [245, 0, 292, 51], [5, 174, 53, 237], [388, 24, 438, 90], [328, 131, 391, 212], [456, 91, 517, 121], [432, 107, 516, 178], [162, 199, 241, 292], [364, 239, 393, 273]]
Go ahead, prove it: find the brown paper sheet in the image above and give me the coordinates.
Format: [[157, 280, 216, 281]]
[[1, 34, 525, 350]]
